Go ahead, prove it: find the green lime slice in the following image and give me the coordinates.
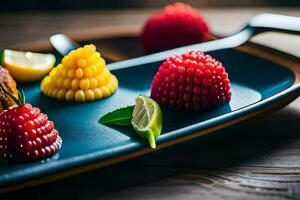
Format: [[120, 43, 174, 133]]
[[131, 95, 162, 149]]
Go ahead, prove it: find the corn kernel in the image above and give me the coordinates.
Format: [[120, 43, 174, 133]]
[[84, 89, 95, 101], [68, 69, 76, 78], [96, 75, 104, 85], [71, 79, 79, 89], [100, 86, 110, 98], [62, 68, 68, 77], [77, 59, 87, 68], [80, 48, 90, 58], [49, 67, 57, 77], [111, 75, 118, 88], [65, 90, 75, 101], [89, 77, 98, 89], [45, 87, 52, 95], [68, 59, 76, 68], [62, 56, 68, 65], [41, 83, 49, 94], [57, 89, 66, 100], [79, 78, 90, 90], [83, 67, 93, 78], [63, 79, 72, 89], [99, 57, 106, 67], [95, 52, 101, 59], [106, 83, 115, 93], [75, 68, 84, 79], [87, 55, 97, 65], [51, 74, 59, 83], [93, 88, 103, 99], [75, 90, 85, 102], [90, 64, 99, 74], [41, 76, 50, 89], [56, 64, 63, 72], [56, 77, 64, 87], [87, 44, 96, 51], [102, 69, 110, 83], [51, 88, 59, 98]]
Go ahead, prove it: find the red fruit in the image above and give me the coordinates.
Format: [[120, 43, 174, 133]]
[[0, 85, 62, 162], [142, 2, 209, 53], [151, 51, 231, 111]]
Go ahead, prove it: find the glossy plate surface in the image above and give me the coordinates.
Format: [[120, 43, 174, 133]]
[[0, 46, 300, 191]]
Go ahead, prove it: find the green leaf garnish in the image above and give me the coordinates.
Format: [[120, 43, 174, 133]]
[[0, 50, 3, 65], [0, 82, 25, 105], [99, 106, 134, 125]]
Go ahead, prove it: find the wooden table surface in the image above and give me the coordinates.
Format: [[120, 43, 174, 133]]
[[2, 7, 300, 200]]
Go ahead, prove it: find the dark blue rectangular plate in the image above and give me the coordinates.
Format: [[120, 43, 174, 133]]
[[1, 42, 300, 192]]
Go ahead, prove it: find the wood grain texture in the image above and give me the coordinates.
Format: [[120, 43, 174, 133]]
[[2, 8, 300, 200]]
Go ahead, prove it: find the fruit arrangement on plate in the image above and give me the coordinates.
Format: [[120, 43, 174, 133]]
[[0, 2, 232, 162]]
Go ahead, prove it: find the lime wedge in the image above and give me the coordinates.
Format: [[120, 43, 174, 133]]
[[3, 49, 55, 82], [131, 96, 162, 149]]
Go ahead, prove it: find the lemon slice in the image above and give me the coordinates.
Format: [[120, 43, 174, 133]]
[[131, 96, 163, 149], [3, 49, 56, 82]]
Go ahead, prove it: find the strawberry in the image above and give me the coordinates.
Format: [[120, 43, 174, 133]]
[[151, 51, 231, 111], [0, 84, 62, 162], [142, 2, 209, 53]]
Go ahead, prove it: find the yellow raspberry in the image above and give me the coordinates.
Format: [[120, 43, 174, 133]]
[[41, 44, 118, 102]]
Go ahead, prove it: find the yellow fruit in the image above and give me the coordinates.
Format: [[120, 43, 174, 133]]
[[63, 79, 72, 89], [56, 77, 64, 87], [71, 79, 79, 89], [77, 59, 87, 68], [79, 78, 90, 90], [89, 78, 98, 89], [93, 88, 103, 99], [74, 90, 85, 102], [41, 44, 118, 102], [83, 68, 93, 78], [67, 69, 76, 78], [84, 89, 95, 101], [57, 89, 67, 100], [65, 90, 75, 101], [3, 50, 56, 82], [75, 68, 83, 79]]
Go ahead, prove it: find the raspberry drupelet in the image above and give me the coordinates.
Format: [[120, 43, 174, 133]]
[[151, 51, 231, 111]]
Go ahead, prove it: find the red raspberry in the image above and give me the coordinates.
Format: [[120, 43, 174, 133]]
[[151, 51, 231, 111], [142, 2, 209, 53], [0, 85, 62, 162]]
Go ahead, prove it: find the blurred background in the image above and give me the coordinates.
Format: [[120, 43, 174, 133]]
[[1, 0, 300, 57], [1, 0, 300, 10]]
